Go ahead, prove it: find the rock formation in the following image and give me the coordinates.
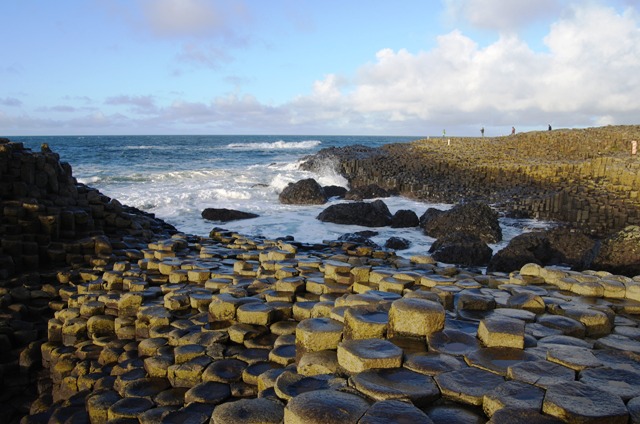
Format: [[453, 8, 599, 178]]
[[201, 208, 259, 222]]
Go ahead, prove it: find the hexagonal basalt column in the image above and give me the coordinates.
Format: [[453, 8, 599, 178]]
[[388, 298, 445, 338]]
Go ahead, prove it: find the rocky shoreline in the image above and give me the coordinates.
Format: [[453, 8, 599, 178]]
[[2, 134, 640, 423], [300, 125, 640, 237]]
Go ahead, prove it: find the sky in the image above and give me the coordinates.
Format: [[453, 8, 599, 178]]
[[1, 0, 639, 136]]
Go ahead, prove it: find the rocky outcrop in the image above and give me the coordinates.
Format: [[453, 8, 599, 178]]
[[201, 208, 259, 222], [429, 232, 493, 266], [323, 185, 347, 199], [279, 178, 328, 205], [591, 226, 640, 277], [301, 126, 640, 237], [487, 228, 597, 274], [0, 140, 176, 421], [421, 202, 502, 244], [384, 236, 411, 250], [344, 184, 391, 200], [391, 209, 419, 228], [317, 200, 392, 227], [0, 140, 176, 279]]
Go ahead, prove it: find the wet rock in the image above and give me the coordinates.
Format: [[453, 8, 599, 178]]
[[421, 202, 502, 244], [435, 367, 505, 406], [317, 200, 392, 227], [507, 360, 575, 389], [592, 225, 640, 277], [390, 210, 419, 228], [201, 208, 260, 222], [344, 184, 391, 200], [403, 352, 467, 376], [483, 380, 545, 418], [579, 367, 640, 401], [279, 178, 328, 205], [542, 381, 628, 423], [350, 367, 440, 407], [429, 232, 493, 266], [337, 338, 402, 373], [359, 399, 434, 424], [489, 228, 598, 273], [323, 185, 347, 199], [487, 407, 564, 424], [283, 389, 370, 424], [211, 397, 284, 424], [384, 237, 411, 250]]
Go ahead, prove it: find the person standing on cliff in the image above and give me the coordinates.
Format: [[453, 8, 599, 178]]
[[443, 129, 446, 138], [481, 127, 485, 137], [511, 126, 516, 135], [548, 124, 552, 131]]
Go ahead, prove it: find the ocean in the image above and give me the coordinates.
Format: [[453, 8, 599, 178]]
[[12, 135, 548, 258]]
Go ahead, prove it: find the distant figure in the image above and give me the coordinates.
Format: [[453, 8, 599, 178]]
[[481, 127, 485, 137], [548, 124, 552, 131], [443, 129, 446, 138], [632, 140, 638, 156], [511, 126, 516, 135]]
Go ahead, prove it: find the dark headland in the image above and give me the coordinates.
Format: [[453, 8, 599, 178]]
[[2, 127, 640, 423]]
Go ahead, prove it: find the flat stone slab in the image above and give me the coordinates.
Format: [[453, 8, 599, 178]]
[[464, 347, 538, 376], [337, 338, 403, 373], [424, 403, 486, 424], [350, 367, 440, 407], [403, 352, 467, 376], [359, 399, 434, 424], [211, 398, 284, 424], [435, 367, 505, 406], [542, 381, 629, 423], [507, 359, 575, 389], [594, 334, 640, 353], [579, 367, 640, 401], [427, 329, 480, 356], [536, 314, 586, 338], [284, 389, 370, 424], [274, 371, 337, 401], [546, 346, 602, 371], [202, 358, 247, 383], [487, 407, 564, 424], [483, 380, 545, 417]]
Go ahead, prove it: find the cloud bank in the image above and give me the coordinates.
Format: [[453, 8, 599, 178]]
[[2, 2, 639, 135]]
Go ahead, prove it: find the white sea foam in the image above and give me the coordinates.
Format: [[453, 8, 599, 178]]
[[227, 140, 322, 150], [24, 134, 551, 267]]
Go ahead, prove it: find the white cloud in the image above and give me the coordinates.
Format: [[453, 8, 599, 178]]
[[4, 3, 640, 135]]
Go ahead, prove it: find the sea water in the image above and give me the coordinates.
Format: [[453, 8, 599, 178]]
[[13, 135, 549, 258]]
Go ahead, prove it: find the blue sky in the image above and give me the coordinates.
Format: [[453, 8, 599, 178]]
[[1, 0, 639, 136]]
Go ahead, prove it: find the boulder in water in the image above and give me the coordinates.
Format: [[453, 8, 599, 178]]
[[429, 232, 493, 266], [391, 209, 419, 228], [317, 200, 392, 227], [323, 185, 347, 199], [279, 178, 328, 205], [421, 202, 502, 244], [201, 208, 259, 222]]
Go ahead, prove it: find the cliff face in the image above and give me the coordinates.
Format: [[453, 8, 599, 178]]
[[302, 126, 640, 237], [0, 139, 176, 279]]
